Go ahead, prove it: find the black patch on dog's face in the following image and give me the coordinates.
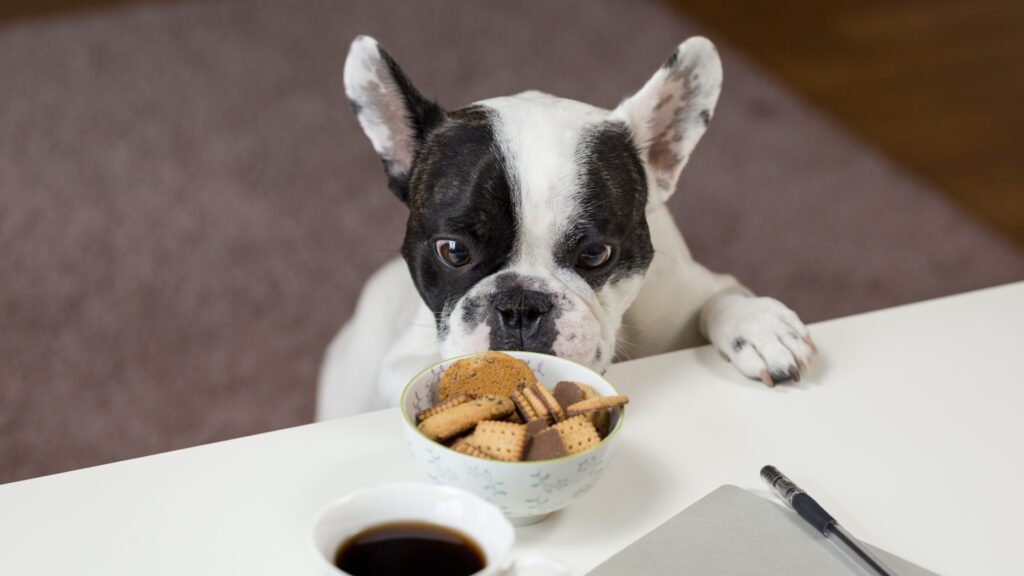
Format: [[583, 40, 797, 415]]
[[556, 121, 653, 289], [400, 106, 516, 331]]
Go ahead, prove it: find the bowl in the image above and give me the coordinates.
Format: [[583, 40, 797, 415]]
[[400, 351, 624, 525]]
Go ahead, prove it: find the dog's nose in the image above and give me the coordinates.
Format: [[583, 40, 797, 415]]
[[491, 289, 554, 349]]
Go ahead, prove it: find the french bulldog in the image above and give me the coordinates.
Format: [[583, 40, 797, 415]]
[[317, 35, 815, 420]]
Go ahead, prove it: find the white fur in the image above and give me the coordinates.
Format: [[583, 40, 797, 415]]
[[481, 91, 606, 270], [317, 36, 814, 420], [343, 36, 416, 179]]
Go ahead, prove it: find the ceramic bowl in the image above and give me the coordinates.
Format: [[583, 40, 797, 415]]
[[400, 351, 624, 525]]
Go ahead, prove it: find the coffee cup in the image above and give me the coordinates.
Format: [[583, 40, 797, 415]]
[[311, 482, 568, 575]]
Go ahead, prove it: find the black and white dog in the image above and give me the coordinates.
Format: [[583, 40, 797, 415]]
[[317, 36, 815, 420]]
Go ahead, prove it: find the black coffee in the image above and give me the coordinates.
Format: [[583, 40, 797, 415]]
[[334, 521, 486, 576]]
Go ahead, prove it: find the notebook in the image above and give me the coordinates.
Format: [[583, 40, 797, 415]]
[[587, 485, 937, 575]]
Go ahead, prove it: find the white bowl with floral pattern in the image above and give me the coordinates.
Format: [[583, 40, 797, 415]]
[[400, 351, 624, 526]]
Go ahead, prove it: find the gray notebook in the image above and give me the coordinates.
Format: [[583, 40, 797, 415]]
[[588, 485, 937, 575]]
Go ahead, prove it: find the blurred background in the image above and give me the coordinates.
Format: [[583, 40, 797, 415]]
[[1, 0, 1022, 484]]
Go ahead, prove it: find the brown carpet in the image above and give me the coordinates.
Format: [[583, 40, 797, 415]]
[[1, 0, 1021, 484]]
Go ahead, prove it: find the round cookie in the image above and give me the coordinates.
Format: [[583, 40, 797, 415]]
[[438, 351, 539, 401]]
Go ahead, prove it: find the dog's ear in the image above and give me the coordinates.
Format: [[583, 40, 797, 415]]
[[344, 36, 445, 204], [612, 37, 722, 205]]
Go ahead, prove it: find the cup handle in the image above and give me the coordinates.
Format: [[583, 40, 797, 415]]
[[510, 552, 571, 576]]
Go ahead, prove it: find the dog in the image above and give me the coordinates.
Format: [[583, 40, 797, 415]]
[[316, 36, 815, 420]]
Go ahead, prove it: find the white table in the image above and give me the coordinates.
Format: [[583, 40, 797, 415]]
[[2, 282, 1023, 575]]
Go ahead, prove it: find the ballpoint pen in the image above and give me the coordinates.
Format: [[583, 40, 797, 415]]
[[761, 465, 897, 576]]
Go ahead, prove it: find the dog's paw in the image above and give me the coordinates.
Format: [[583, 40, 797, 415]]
[[704, 294, 816, 386]]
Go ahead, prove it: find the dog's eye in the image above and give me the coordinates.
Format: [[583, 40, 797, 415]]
[[576, 244, 612, 269], [435, 239, 471, 267]]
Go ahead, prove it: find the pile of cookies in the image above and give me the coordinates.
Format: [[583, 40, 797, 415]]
[[415, 352, 628, 462]]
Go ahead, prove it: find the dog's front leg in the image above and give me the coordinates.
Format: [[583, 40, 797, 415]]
[[622, 205, 816, 387], [700, 288, 816, 386], [610, 37, 815, 385]]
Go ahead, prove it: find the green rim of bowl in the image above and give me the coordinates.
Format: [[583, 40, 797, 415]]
[[400, 351, 625, 466]]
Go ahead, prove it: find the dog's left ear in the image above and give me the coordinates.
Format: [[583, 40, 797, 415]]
[[612, 37, 722, 205], [344, 36, 446, 203]]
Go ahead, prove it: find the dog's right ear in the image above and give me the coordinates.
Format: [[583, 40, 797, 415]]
[[344, 36, 445, 204]]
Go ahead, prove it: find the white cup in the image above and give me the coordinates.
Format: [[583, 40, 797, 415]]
[[311, 482, 569, 576]]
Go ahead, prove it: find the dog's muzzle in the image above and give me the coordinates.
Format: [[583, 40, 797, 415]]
[[488, 289, 557, 353]]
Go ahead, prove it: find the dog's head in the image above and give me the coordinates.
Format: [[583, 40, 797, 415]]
[[343, 36, 721, 371]]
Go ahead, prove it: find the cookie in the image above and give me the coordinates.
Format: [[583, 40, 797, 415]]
[[471, 421, 527, 462], [520, 386, 552, 424], [438, 351, 539, 400], [511, 388, 540, 422], [417, 395, 514, 441], [449, 436, 470, 450], [416, 393, 474, 422], [566, 395, 629, 417], [451, 438, 491, 459], [524, 418, 549, 438], [576, 382, 598, 399], [576, 383, 610, 437], [525, 427, 568, 461], [554, 415, 601, 455], [552, 381, 585, 412], [530, 382, 566, 422]]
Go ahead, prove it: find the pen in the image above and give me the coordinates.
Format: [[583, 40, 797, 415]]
[[760, 465, 897, 576]]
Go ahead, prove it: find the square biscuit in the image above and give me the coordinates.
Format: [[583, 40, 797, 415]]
[[554, 415, 601, 455], [575, 383, 610, 437], [511, 388, 540, 422], [471, 420, 527, 462], [530, 382, 566, 422], [451, 438, 492, 459], [552, 381, 585, 412], [525, 427, 568, 461], [521, 387, 552, 424]]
